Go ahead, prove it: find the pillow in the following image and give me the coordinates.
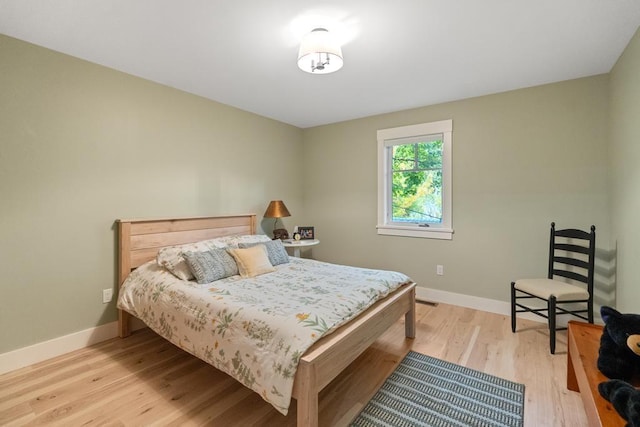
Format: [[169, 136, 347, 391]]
[[156, 234, 271, 280], [227, 245, 275, 278], [157, 240, 215, 281], [215, 234, 272, 247], [183, 248, 239, 284], [239, 240, 290, 266]]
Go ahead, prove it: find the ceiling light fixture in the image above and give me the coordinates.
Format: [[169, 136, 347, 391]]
[[297, 28, 343, 74]]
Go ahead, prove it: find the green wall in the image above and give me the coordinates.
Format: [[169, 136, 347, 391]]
[[302, 76, 612, 304], [0, 35, 303, 353], [2, 27, 638, 356], [609, 28, 640, 313]]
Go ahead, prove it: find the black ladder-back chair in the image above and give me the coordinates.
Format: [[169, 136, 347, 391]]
[[511, 222, 596, 354]]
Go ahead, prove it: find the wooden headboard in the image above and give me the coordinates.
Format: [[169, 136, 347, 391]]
[[116, 214, 256, 337]]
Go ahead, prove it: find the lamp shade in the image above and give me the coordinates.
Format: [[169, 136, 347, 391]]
[[297, 28, 343, 74], [264, 200, 291, 218]]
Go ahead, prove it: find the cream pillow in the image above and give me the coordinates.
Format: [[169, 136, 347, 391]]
[[227, 245, 275, 278], [238, 240, 290, 266]]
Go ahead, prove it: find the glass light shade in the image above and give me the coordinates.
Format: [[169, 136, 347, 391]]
[[297, 28, 343, 74]]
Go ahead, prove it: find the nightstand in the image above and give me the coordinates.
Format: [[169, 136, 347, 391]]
[[282, 239, 320, 257]]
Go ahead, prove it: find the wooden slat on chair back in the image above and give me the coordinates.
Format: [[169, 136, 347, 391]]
[[548, 223, 596, 288]]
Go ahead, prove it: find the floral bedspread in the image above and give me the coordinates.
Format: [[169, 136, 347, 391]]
[[117, 257, 411, 415]]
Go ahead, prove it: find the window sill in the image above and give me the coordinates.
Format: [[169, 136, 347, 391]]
[[376, 225, 453, 240]]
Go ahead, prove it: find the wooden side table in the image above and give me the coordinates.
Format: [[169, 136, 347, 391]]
[[567, 321, 630, 427], [282, 239, 319, 257]]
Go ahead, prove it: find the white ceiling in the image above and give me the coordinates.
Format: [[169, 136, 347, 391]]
[[1, 1, 639, 128]]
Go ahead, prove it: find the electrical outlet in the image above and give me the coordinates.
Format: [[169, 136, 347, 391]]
[[436, 265, 444, 276], [102, 288, 113, 304]]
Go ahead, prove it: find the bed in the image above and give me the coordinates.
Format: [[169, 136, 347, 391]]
[[116, 214, 416, 427]]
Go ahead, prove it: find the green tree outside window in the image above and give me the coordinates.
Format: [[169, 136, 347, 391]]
[[391, 140, 443, 223]]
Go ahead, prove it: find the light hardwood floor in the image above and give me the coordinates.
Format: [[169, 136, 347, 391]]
[[0, 302, 588, 426]]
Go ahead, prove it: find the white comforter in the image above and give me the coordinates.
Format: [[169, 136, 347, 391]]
[[117, 257, 411, 415]]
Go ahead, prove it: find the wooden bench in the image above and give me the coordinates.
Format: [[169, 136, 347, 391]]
[[567, 321, 634, 427]]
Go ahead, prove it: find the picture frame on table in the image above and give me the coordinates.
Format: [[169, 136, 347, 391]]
[[298, 226, 315, 240]]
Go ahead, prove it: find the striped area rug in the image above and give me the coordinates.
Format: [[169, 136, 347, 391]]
[[351, 351, 524, 427]]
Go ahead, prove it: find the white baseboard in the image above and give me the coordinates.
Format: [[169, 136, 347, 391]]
[[416, 286, 546, 323], [416, 286, 603, 328], [0, 288, 583, 376], [0, 321, 118, 375], [0, 317, 148, 375]]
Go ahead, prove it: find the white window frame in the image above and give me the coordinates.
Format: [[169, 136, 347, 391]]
[[377, 119, 453, 240]]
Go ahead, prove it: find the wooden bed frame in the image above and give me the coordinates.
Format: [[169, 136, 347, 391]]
[[117, 214, 416, 427]]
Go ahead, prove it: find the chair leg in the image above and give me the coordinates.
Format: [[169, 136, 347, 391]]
[[549, 296, 556, 354], [588, 299, 594, 324], [510, 282, 516, 333]]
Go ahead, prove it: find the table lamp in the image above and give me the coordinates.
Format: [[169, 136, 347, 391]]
[[264, 200, 291, 239]]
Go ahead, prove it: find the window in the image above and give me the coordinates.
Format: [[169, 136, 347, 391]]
[[377, 119, 453, 239]]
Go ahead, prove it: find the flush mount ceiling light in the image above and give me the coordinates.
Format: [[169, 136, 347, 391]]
[[297, 28, 343, 74]]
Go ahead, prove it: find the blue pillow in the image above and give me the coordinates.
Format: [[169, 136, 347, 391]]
[[183, 248, 239, 284]]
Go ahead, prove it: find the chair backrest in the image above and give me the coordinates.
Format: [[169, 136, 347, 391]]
[[547, 222, 596, 295]]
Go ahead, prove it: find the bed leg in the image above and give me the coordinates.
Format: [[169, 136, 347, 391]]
[[296, 362, 318, 427], [405, 287, 416, 339], [119, 309, 131, 338]]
